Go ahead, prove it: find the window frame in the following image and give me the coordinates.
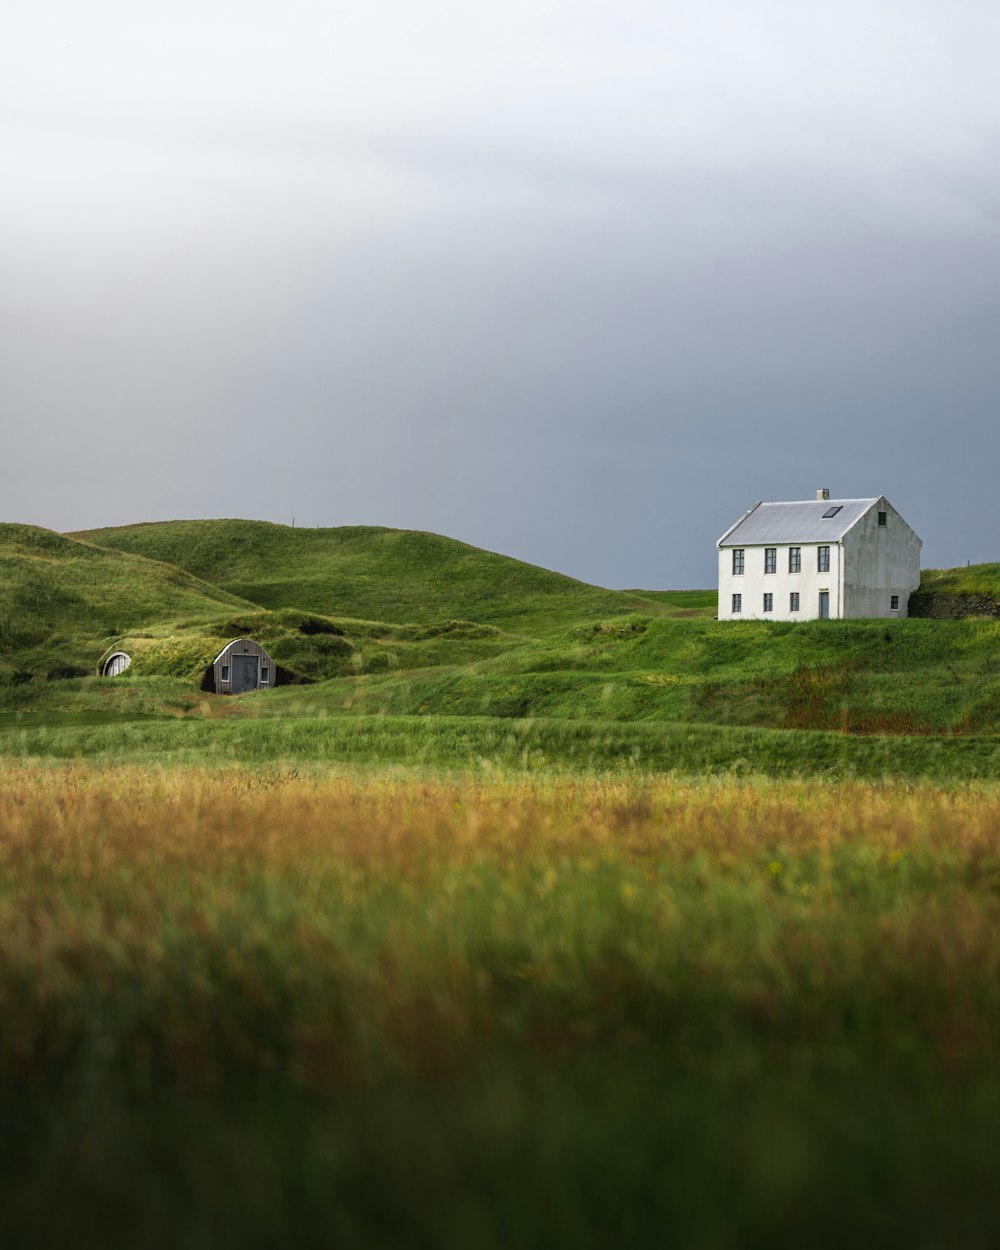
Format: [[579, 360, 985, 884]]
[[890, 595, 900, 611], [878, 511, 888, 527], [763, 593, 774, 613], [220, 664, 230, 683], [732, 593, 742, 614], [732, 548, 745, 576], [764, 547, 777, 575], [788, 546, 801, 574], [817, 545, 831, 573], [790, 592, 800, 612]]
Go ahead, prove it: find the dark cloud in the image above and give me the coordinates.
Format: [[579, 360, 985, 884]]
[[2, 2, 999, 588]]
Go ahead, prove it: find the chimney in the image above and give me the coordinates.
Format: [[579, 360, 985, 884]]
[[816, 488, 830, 501]]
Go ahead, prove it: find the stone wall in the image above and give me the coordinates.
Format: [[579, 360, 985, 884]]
[[908, 592, 1000, 620]]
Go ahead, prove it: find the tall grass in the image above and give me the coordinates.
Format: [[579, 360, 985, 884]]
[[919, 561, 1000, 597], [4, 767, 1000, 1247], [240, 615, 1000, 734], [4, 711, 1000, 779]]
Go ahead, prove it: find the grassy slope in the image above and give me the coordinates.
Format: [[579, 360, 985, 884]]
[[7, 517, 1000, 754], [239, 616, 1000, 735], [919, 563, 1000, 598], [623, 588, 718, 615], [0, 524, 251, 676], [0, 522, 536, 693], [0, 608, 529, 706], [72, 520, 691, 631], [11, 610, 1000, 739]]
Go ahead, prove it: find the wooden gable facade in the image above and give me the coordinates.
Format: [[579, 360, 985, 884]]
[[212, 638, 275, 695]]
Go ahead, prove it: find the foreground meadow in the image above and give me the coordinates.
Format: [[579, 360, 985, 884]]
[[3, 766, 1000, 1247]]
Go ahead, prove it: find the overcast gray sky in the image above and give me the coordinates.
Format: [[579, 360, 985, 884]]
[[2, 1, 998, 588]]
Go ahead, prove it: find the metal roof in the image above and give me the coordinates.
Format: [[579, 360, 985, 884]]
[[718, 498, 881, 547], [211, 637, 275, 665]]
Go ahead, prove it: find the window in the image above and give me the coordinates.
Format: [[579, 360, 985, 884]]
[[764, 547, 777, 574], [732, 593, 742, 614], [890, 595, 900, 611], [822, 505, 843, 518], [220, 665, 230, 682], [789, 546, 801, 573], [261, 667, 270, 684], [732, 548, 744, 575], [790, 592, 800, 612], [763, 593, 773, 613], [818, 545, 830, 573], [878, 511, 887, 527]]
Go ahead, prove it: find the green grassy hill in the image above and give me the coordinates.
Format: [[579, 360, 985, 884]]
[[7, 518, 999, 748], [0, 524, 252, 679], [72, 520, 693, 632]]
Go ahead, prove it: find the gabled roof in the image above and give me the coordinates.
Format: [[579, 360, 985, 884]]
[[718, 498, 881, 547]]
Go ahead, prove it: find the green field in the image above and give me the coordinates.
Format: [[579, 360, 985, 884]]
[[4, 519, 1000, 1245], [4, 768, 1000, 1248]]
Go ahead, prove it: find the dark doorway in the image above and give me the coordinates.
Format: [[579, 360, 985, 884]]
[[230, 653, 260, 694], [819, 591, 830, 620]]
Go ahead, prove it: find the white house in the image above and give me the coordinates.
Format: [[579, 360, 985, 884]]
[[717, 490, 921, 621]]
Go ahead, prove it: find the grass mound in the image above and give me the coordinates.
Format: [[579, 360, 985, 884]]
[[919, 563, 1000, 599]]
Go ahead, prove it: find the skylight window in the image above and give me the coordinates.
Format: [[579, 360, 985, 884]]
[[822, 505, 842, 518]]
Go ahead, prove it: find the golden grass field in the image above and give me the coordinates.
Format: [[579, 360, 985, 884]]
[[4, 765, 1000, 1247]]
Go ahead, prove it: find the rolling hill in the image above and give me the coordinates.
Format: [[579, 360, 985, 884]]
[[0, 524, 250, 666], [72, 519, 685, 631]]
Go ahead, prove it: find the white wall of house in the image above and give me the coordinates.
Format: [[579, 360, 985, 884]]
[[717, 496, 922, 621], [718, 542, 844, 621], [843, 498, 922, 618]]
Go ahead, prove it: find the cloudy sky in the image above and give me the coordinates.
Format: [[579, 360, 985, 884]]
[[2, 1, 998, 588]]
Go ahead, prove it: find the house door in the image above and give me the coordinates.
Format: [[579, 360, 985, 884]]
[[819, 591, 830, 620], [230, 653, 259, 694]]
